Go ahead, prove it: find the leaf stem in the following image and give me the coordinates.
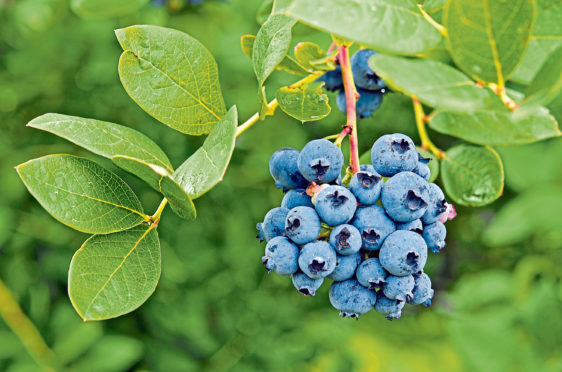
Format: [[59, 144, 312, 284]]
[[488, 83, 519, 110], [150, 198, 168, 226], [235, 72, 326, 138], [412, 97, 445, 160], [338, 44, 360, 174], [418, 5, 448, 37], [0, 279, 57, 371]]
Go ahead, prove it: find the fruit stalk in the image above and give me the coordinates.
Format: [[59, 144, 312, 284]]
[[0, 279, 57, 371], [412, 97, 445, 160], [338, 45, 360, 174]]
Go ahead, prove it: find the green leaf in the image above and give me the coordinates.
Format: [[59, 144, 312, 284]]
[[417, 147, 439, 183], [429, 106, 561, 145], [522, 45, 562, 107], [27, 114, 196, 221], [68, 225, 160, 321], [482, 186, 562, 247], [16, 155, 147, 234], [276, 81, 331, 122], [241, 34, 308, 75], [70, 0, 149, 19], [369, 54, 496, 112], [422, 0, 446, 13], [443, 0, 536, 83], [173, 106, 237, 199], [294, 42, 334, 71], [275, 0, 442, 55], [116, 25, 226, 135], [511, 0, 562, 84], [69, 336, 143, 372], [441, 144, 504, 206]]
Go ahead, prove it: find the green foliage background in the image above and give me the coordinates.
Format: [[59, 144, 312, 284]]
[[1, 0, 561, 371]]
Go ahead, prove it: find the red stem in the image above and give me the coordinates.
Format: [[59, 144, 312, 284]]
[[337, 45, 360, 174]]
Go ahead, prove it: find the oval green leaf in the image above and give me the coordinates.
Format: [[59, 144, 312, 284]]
[[294, 42, 334, 71], [173, 106, 237, 199], [16, 155, 147, 234], [523, 45, 562, 108], [276, 0, 442, 55], [70, 0, 149, 19], [68, 225, 160, 321], [441, 144, 504, 207], [369, 54, 497, 112], [276, 81, 331, 122], [241, 34, 308, 76], [116, 25, 226, 135], [429, 106, 561, 146], [27, 113, 196, 220], [443, 0, 536, 84]]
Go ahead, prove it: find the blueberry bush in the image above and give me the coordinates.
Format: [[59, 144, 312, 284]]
[[1, 0, 562, 371]]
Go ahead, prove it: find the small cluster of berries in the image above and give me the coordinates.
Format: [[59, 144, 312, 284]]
[[318, 49, 388, 119], [258, 133, 454, 319]]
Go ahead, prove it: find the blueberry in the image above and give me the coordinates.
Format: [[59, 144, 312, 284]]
[[422, 221, 446, 253], [329, 224, 362, 255], [396, 219, 423, 234], [381, 172, 430, 222], [329, 279, 377, 318], [336, 88, 383, 119], [351, 49, 386, 90], [281, 189, 314, 209], [356, 258, 387, 290], [374, 292, 405, 320], [269, 148, 308, 190], [262, 237, 299, 275], [360, 164, 376, 173], [379, 230, 428, 276], [317, 66, 343, 92], [298, 241, 337, 279], [298, 139, 344, 184], [408, 272, 434, 306], [291, 271, 324, 296], [383, 275, 415, 302], [413, 154, 431, 181], [348, 170, 382, 205], [371, 133, 418, 177], [284, 206, 321, 245], [351, 205, 396, 251], [257, 207, 289, 242], [328, 252, 362, 281], [314, 185, 357, 226], [421, 183, 447, 224]]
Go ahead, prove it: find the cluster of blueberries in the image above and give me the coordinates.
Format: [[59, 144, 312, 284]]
[[318, 49, 387, 120], [258, 133, 451, 319]]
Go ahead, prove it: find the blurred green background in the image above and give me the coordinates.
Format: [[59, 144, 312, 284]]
[[1, 0, 562, 371]]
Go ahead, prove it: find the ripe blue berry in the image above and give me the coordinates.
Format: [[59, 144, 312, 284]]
[[374, 292, 405, 320], [352, 205, 396, 251], [262, 237, 299, 275], [348, 170, 382, 205], [351, 49, 386, 90], [284, 206, 321, 245], [371, 133, 418, 176], [396, 219, 423, 234], [329, 279, 377, 318], [383, 275, 415, 302], [269, 148, 308, 190], [360, 164, 376, 173], [298, 139, 344, 184], [257, 207, 289, 242], [356, 258, 387, 290], [408, 272, 434, 306], [292, 272, 324, 296], [413, 154, 431, 180], [337, 88, 383, 119], [315, 185, 357, 226], [329, 224, 362, 255], [421, 183, 447, 224], [422, 221, 447, 253], [298, 241, 337, 279], [281, 189, 313, 210], [381, 172, 430, 222], [317, 66, 343, 91], [379, 230, 428, 276], [328, 252, 362, 281]]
